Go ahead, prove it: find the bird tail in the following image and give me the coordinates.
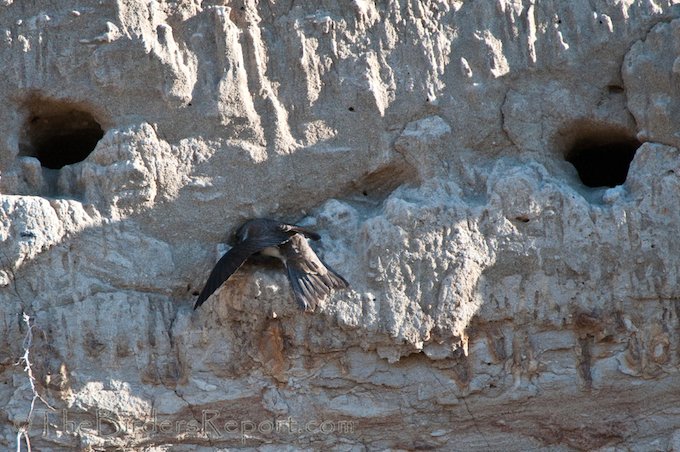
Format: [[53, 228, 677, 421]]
[[286, 262, 349, 311]]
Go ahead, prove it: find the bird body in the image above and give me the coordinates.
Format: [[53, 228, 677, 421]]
[[195, 218, 349, 311], [260, 245, 284, 260]]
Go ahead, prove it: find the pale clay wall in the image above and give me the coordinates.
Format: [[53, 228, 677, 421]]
[[1, 0, 680, 450]]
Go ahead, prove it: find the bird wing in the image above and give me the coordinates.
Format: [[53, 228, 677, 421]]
[[194, 235, 291, 309], [283, 237, 350, 311], [276, 223, 321, 241]]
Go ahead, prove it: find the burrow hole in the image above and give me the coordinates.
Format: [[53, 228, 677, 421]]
[[19, 99, 104, 170], [565, 127, 641, 188]]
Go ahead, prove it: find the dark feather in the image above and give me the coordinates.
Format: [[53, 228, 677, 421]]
[[194, 234, 291, 309], [284, 239, 350, 311], [195, 218, 349, 311], [278, 224, 321, 241]]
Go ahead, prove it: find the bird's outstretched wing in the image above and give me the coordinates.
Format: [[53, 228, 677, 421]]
[[194, 235, 290, 309], [277, 223, 321, 241], [282, 236, 350, 311], [287, 262, 349, 311]]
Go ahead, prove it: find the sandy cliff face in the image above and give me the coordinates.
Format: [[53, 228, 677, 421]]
[[1, 0, 680, 450]]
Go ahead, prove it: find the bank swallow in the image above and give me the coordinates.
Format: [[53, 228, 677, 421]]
[[195, 218, 349, 311]]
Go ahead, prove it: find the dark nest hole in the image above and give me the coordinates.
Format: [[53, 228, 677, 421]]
[[565, 134, 641, 188], [19, 101, 104, 170]]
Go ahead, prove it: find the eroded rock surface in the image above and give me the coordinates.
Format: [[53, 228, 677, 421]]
[[2, 1, 680, 451]]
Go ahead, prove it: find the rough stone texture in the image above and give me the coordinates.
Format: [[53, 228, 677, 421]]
[[1, 0, 680, 451]]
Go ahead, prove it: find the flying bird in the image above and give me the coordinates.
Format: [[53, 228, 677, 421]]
[[194, 218, 349, 311]]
